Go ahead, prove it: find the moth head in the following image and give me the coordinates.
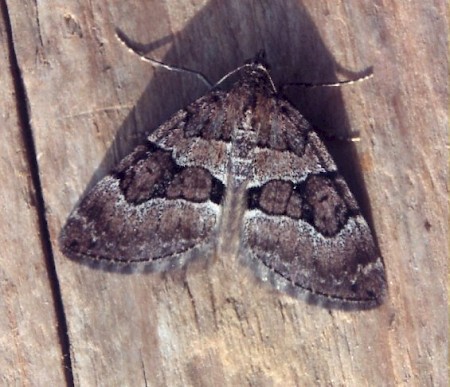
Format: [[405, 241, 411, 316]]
[[236, 51, 276, 94]]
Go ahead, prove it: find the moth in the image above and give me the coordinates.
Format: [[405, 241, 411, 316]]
[[60, 53, 386, 308]]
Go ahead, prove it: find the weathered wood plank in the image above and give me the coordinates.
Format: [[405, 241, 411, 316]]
[[0, 3, 67, 385], [7, 0, 447, 385]]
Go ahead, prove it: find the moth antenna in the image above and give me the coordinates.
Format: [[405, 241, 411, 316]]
[[115, 29, 213, 89], [282, 68, 373, 90]]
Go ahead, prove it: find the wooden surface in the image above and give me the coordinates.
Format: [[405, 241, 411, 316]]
[[1, 0, 447, 385]]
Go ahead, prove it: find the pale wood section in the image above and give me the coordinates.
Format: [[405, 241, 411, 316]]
[[0, 4, 67, 385], [4, 0, 447, 385]]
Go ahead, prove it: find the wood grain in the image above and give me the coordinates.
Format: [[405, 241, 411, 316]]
[[0, 2, 67, 385], [2, 0, 447, 385]]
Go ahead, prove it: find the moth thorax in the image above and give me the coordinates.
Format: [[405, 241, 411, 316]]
[[229, 113, 257, 185]]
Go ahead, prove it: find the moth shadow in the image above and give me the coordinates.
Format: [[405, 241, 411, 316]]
[[61, 1, 383, 308], [76, 1, 377, 229]]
